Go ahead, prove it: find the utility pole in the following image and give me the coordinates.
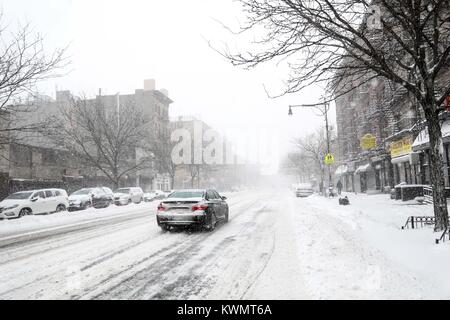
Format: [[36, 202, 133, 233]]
[[289, 101, 333, 196]]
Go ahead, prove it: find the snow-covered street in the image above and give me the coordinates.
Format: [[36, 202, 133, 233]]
[[1, 189, 449, 300]]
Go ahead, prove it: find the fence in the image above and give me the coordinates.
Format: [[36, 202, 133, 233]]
[[401, 216, 436, 229]]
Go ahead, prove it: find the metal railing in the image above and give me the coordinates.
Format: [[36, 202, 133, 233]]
[[436, 227, 450, 244], [401, 216, 435, 229]]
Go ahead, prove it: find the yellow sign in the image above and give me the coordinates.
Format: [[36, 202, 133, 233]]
[[324, 153, 335, 165], [361, 134, 377, 150], [391, 137, 412, 158]]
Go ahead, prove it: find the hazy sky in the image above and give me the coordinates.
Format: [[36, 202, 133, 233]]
[[3, 0, 336, 169]]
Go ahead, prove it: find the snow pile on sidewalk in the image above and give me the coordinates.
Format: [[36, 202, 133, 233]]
[[290, 193, 450, 299]]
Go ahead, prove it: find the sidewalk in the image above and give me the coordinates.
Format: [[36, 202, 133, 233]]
[[289, 192, 450, 299]]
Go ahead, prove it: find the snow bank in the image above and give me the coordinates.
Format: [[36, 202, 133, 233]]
[[290, 193, 450, 299], [0, 202, 158, 238]]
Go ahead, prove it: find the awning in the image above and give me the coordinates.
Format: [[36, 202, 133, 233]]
[[391, 152, 420, 165], [335, 165, 348, 176], [355, 164, 372, 174], [412, 120, 450, 150], [391, 154, 411, 164]]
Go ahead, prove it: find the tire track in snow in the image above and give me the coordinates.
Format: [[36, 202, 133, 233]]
[[126, 201, 275, 300], [83, 197, 265, 299]]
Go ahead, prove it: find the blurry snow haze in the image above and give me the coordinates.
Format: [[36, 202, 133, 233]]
[[3, 0, 332, 176]]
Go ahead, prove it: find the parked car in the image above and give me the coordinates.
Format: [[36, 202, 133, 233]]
[[295, 183, 314, 198], [0, 189, 69, 219], [68, 187, 113, 211], [156, 189, 229, 232], [113, 187, 144, 205], [143, 190, 166, 202], [102, 187, 114, 203]]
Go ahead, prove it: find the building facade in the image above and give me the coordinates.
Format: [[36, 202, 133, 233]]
[[0, 79, 173, 198]]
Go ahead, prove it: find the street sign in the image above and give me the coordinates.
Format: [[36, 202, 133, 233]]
[[324, 153, 335, 165], [361, 133, 377, 150]]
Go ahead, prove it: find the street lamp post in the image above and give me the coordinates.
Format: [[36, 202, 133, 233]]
[[289, 101, 333, 196]]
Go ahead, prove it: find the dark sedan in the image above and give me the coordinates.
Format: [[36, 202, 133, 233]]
[[156, 189, 229, 232]]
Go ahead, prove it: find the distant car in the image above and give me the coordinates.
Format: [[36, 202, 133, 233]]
[[0, 189, 68, 219], [143, 190, 166, 202], [113, 187, 144, 205], [68, 187, 112, 211], [295, 184, 314, 198], [156, 189, 229, 232]]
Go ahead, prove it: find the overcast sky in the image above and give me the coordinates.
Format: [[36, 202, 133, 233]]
[[3, 0, 336, 172]]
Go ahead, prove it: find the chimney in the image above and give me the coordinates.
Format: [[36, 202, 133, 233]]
[[144, 79, 156, 91]]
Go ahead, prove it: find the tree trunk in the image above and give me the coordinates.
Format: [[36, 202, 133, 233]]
[[113, 178, 120, 190], [425, 109, 449, 231]]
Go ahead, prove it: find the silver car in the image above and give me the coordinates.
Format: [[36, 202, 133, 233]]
[[156, 189, 229, 232], [113, 187, 144, 205]]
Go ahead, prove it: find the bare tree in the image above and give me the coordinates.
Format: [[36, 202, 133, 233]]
[[0, 20, 66, 145], [50, 97, 154, 189], [153, 129, 179, 190], [220, 0, 450, 230], [281, 152, 317, 183], [293, 129, 329, 194]]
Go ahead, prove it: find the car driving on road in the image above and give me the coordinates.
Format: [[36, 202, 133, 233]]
[[156, 189, 229, 232], [0, 189, 69, 219], [295, 183, 314, 198]]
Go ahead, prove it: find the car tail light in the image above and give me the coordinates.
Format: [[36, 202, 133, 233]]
[[157, 203, 166, 211], [192, 205, 208, 211]]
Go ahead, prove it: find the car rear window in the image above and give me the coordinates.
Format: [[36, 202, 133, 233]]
[[168, 191, 204, 199], [45, 190, 54, 198]]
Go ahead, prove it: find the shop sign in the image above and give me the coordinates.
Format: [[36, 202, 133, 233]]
[[361, 134, 377, 150], [391, 137, 412, 158]]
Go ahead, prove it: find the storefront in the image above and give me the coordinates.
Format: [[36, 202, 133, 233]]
[[354, 163, 375, 193], [390, 136, 419, 186], [370, 155, 391, 191], [335, 162, 357, 192], [412, 120, 450, 187]]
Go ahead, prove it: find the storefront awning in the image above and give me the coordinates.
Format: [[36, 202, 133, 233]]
[[412, 120, 450, 150], [355, 164, 372, 174], [391, 152, 420, 165], [335, 165, 348, 176]]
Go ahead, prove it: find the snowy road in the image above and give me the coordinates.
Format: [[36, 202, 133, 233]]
[[0, 190, 307, 300], [1, 189, 449, 300]]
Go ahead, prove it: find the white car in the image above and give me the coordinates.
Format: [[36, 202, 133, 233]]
[[113, 187, 144, 205], [0, 189, 69, 219], [295, 184, 314, 198]]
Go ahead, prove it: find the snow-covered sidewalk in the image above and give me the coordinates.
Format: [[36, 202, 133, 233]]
[[290, 192, 450, 299]]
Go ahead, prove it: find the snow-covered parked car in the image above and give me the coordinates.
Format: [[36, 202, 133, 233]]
[[68, 187, 113, 211], [143, 190, 166, 202], [0, 189, 69, 219], [156, 189, 229, 232], [295, 183, 314, 198], [113, 187, 144, 205]]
